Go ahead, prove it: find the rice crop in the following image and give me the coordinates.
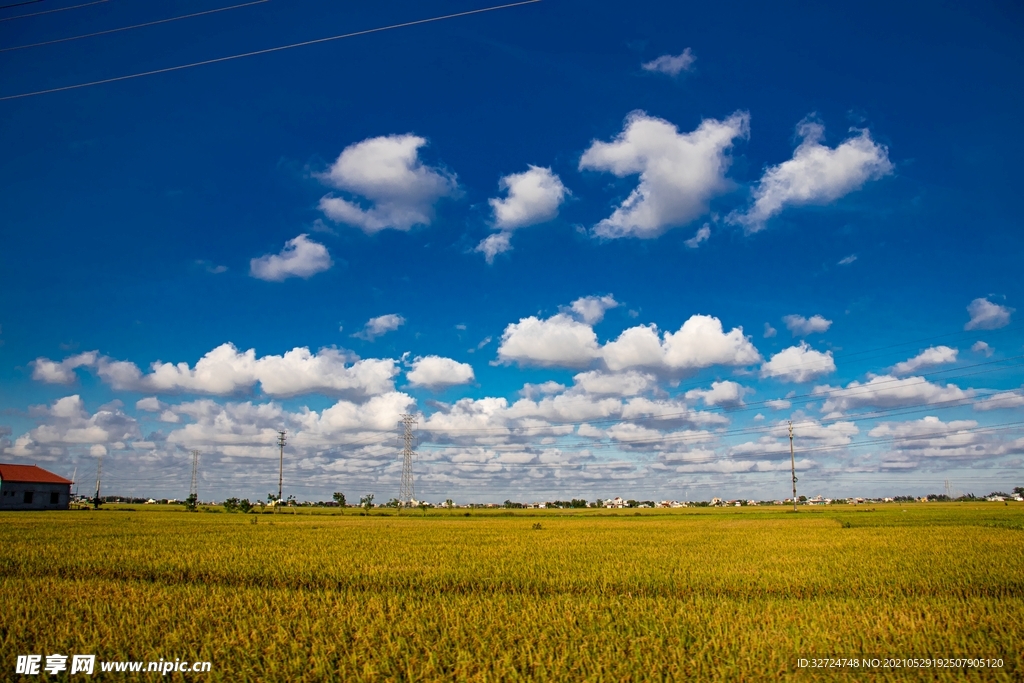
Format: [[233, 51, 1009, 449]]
[[1, 503, 1021, 681]]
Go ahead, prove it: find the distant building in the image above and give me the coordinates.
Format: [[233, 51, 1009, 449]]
[[0, 464, 73, 511]]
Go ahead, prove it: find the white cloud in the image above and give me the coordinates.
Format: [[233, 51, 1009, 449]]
[[497, 313, 600, 368], [254, 348, 397, 398], [974, 391, 1024, 411], [868, 416, 999, 459], [971, 341, 994, 357], [838, 254, 857, 266], [572, 371, 656, 397], [476, 166, 568, 264], [579, 110, 749, 238], [641, 48, 696, 76], [761, 342, 836, 383], [685, 380, 750, 407], [30, 351, 97, 384], [318, 134, 457, 233], [763, 323, 777, 338], [569, 295, 619, 325], [730, 119, 893, 232], [352, 314, 405, 341], [406, 356, 475, 389], [816, 375, 972, 413], [135, 397, 164, 412], [9, 395, 141, 458], [890, 346, 958, 375], [782, 314, 832, 336], [249, 234, 332, 282], [474, 232, 513, 264], [765, 399, 791, 410], [603, 315, 761, 373], [73, 344, 398, 398], [489, 165, 567, 231], [965, 297, 1013, 331], [196, 260, 228, 274], [684, 224, 710, 248], [519, 381, 566, 399]]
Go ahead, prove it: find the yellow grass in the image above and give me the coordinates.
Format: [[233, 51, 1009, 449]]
[[1, 503, 1021, 681]]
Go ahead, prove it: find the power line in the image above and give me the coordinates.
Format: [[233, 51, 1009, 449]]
[[0, 0, 106, 22], [1, 0, 269, 52], [0, 0, 44, 11], [0, 0, 543, 100]]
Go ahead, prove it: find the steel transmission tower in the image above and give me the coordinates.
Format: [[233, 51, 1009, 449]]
[[189, 450, 201, 500], [277, 430, 286, 503], [94, 451, 103, 505], [789, 421, 798, 512], [399, 414, 417, 506]]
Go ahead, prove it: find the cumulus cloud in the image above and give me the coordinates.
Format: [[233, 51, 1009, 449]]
[[868, 416, 1002, 460], [782, 314, 832, 336], [973, 391, 1024, 411], [685, 380, 750, 407], [816, 375, 973, 413], [497, 313, 601, 368], [641, 48, 696, 76], [30, 351, 98, 384], [763, 323, 777, 338], [489, 165, 567, 230], [760, 342, 836, 383], [519, 381, 566, 400], [571, 371, 656, 397], [40, 345, 398, 399], [249, 234, 332, 281], [579, 110, 749, 238], [569, 295, 619, 325], [476, 166, 568, 264], [971, 341, 994, 357], [135, 397, 165, 412], [965, 297, 1013, 331], [406, 356, 475, 389], [602, 315, 762, 374], [318, 134, 457, 233], [730, 119, 893, 232], [474, 232, 513, 264], [8, 395, 140, 458], [890, 346, 958, 375], [684, 224, 710, 248], [352, 314, 405, 341]]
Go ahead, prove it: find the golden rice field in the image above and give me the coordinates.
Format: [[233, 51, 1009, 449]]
[[1, 503, 1022, 681]]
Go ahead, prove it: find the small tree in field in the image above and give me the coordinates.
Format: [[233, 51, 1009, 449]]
[[360, 494, 374, 511], [332, 492, 346, 507], [185, 493, 198, 512]]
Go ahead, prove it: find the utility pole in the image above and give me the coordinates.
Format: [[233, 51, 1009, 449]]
[[189, 450, 201, 500], [789, 420, 798, 512], [399, 414, 416, 507], [277, 430, 286, 504]]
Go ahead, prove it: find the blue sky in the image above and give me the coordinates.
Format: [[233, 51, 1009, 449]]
[[1, 0, 1022, 503]]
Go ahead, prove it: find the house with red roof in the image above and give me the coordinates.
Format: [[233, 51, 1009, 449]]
[[0, 464, 73, 511]]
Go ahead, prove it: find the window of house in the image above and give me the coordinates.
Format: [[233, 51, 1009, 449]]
[[23, 491, 34, 504], [50, 492, 60, 505]]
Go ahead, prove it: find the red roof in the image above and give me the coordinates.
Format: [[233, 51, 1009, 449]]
[[0, 464, 73, 485]]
